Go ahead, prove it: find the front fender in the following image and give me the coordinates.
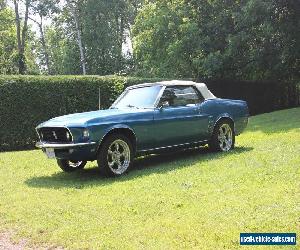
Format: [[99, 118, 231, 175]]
[[92, 124, 136, 151], [101, 124, 136, 141]]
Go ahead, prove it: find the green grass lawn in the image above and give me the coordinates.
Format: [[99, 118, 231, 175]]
[[0, 108, 299, 249]]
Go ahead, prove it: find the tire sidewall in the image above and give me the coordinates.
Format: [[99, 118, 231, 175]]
[[97, 134, 134, 176], [210, 120, 235, 152]]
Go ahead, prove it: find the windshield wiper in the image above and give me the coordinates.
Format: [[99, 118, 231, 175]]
[[126, 104, 139, 109]]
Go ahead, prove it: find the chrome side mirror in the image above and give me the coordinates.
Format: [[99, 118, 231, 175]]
[[159, 101, 170, 109]]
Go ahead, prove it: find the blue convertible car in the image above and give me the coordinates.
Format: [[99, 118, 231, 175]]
[[36, 80, 249, 176]]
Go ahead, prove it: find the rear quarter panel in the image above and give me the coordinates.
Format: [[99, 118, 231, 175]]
[[200, 98, 249, 136]]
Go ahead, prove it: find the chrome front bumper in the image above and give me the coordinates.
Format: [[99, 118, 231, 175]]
[[35, 141, 97, 149]]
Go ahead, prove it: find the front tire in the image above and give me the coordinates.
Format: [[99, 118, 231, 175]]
[[209, 120, 235, 152], [97, 134, 133, 176], [57, 159, 87, 172]]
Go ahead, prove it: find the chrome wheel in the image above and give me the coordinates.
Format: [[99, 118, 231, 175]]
[[218, 124, 233, 151], [69, 161, 83, 168], [107, 139, 131, 175], [57, 159, 87, 172]]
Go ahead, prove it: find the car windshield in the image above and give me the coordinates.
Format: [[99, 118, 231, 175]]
[[112, 85, 162, 109]]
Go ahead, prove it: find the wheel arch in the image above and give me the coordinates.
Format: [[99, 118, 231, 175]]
[[213, 114, 235, 134], [97, 125, 137, 154]]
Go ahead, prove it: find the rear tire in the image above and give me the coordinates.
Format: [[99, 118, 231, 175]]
[[209, 120, 235, 152], [57, 159, 87, 172], [97, 134, 133, 177]]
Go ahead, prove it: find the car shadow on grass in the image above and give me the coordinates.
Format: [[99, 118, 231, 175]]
[[25, 146, 253, 189]]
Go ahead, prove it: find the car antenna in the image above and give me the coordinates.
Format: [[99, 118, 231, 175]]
[[98, 87, 101, 110]]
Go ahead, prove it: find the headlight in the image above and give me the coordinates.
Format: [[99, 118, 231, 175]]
[[83, 129, 89, 138]]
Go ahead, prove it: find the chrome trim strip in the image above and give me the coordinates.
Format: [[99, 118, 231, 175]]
[[138, 140, 209, 152], [35, 127, 42, 141], [154, 85, 166, 108], [36, 141, 96, 149], [110, 89, 127, 108], [66, 127, 74, 142]]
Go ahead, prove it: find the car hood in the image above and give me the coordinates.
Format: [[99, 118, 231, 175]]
[[37, 108, 134, 128]]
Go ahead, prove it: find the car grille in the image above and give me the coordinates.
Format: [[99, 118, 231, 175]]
[[37, 127, 72, 143]]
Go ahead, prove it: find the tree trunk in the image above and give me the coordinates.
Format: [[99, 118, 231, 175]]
[[120, 16, 124, 52], [13, 0, 23, 74], [13, 0, 29, 74], [29, 15, 51, 74], [69, 2, 86, 75], [39, 15, 51, 74], [40, 26, 51, 74]]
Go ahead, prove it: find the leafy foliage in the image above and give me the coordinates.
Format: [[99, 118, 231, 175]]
[[45, 25, 82, 75], [133, 0, 197, 78], [0, 1, 39, 74], [133, 0, 300, 81], [0, 5, 18, 74], [45, 0, 140, 75], [1, 0, 299, 81], [29, 0, 60, 74]]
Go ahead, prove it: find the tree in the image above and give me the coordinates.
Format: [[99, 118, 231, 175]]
[[45, 23, 82, 75], [132, 0, 199, 77], [29, 0, 59, 74], [43, 1, 86, 75], [12, 0, 30, 74], [0, 1, 18, 74], [67, 0, 87, 75], [46, 0, 139, 75], [132, 0, 300, 81], [81, 0, 128, 74]]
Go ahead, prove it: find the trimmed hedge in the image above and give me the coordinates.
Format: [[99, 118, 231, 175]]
[[0, 76, 299, 151], [0, 75, 162, 151], [202, 79, 300, 115]]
